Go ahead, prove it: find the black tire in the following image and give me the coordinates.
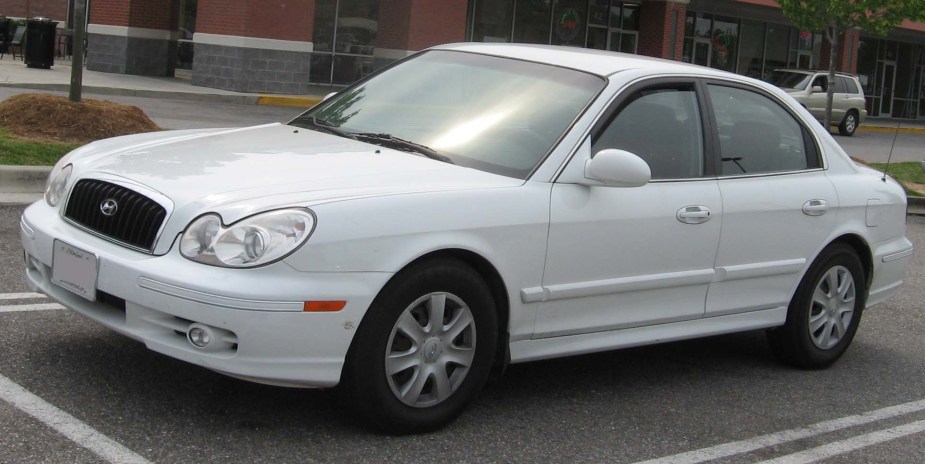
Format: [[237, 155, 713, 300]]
[[838, 110, 859, 136], [767, 243, 866, 369], [342, 258, 498, 433]]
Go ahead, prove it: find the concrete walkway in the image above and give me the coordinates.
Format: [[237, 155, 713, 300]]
[[0, 56, 326, 107]]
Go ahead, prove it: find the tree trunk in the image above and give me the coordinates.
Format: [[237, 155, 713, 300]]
[[825, 25, 840, 132]]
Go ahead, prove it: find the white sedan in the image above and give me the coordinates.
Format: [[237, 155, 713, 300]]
[[21, 43, 913, 433]]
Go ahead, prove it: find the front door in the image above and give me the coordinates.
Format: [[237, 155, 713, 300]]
[[880, 62, 896, 117], [535, 82, 722, 338], [693, 39, 711, 67]]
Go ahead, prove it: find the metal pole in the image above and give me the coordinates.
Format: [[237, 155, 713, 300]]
[[69, 0, 87, 102]]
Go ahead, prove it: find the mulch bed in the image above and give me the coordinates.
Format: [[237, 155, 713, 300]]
[[0, 93, 159, 144]]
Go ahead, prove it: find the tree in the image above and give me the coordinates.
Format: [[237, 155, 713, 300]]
[[777, 0, 925, 130]]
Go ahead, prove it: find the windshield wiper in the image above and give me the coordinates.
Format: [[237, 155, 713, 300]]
[[294, 116, 358, 140], [353, 132, 454, 164]]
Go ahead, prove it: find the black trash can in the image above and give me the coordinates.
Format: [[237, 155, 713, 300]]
[[25, 17, 58, 69]]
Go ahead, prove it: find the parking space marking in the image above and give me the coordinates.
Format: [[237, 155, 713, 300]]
[[0, 373, 151, 464], [0, 292, 46, 300], [633, 398, 925, 464], [0, 303, 64, 312], [756, 419, 925, 464]]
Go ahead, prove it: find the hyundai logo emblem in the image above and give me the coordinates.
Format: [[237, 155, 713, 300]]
[[100, 199, 119, 216]]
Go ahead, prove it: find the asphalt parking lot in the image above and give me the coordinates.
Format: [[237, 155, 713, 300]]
[[1, 203, 923, 463]]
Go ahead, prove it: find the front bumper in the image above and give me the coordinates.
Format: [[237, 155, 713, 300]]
[[20, 202, 392, 388]]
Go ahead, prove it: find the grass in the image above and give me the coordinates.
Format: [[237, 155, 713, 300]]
[[870, 162, 925, 197], [0, 129, 79, 166]]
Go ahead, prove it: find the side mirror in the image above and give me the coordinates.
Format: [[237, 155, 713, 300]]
[[811, 85, 824, 93], [582, 149, 651, 188], [323, 92, 338, 101]]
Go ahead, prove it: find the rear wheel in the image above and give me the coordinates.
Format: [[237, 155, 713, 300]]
[[838, 110, 859, 136], [342, 258, 498, 433], [767, 243, 866, 369]]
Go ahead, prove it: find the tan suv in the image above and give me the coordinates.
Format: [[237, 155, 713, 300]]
[[768, 69, 867, 136]]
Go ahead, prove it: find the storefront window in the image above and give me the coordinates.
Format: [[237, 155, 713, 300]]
[[472, 0, 514, 42], [737, 20, 765, 78], [514, 0, 552, 44], [586, 1, 639, 53], [711, 16, 738, 72], [311, 0, 380, 85], [552, 0, 588, 47], [764, 23, 790, 73]]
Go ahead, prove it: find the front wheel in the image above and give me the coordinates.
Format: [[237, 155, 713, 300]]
[[838, 111, 859, 136], [767, 243, 866, 369], [342, 259, 498, 433]]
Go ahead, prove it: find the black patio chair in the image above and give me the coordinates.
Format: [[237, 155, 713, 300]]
[[1, 26, 25, 60]]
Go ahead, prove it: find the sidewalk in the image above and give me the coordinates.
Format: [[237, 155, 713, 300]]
[[0, 56, 326, 107]]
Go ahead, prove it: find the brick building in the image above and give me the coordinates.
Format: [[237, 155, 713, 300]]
[[2, 0, 925, 118]]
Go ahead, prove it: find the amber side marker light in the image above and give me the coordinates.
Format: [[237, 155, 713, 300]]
[[303, 301, 347, 312]]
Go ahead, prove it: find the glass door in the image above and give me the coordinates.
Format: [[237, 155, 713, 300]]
[[880, 62, 896, 117], [693, 38, 711, 66]]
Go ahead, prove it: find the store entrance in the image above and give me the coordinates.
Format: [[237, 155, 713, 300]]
[[176, 0, 197, 70], [692, 38, 711, 66], [879, 62, 896, 117]]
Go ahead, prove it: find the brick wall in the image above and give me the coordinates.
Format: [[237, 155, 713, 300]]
[[0, 0, 67, 21], [90, 0, 175, 30], [638, 0, 686, 60], [196, 0, 313, 42], [819, 29, 860, 74], [407, 0, 466, 50]]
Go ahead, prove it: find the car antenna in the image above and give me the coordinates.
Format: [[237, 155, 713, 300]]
[[881, 121, 901, 183]]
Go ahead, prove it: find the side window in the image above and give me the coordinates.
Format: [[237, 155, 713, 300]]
[[708, 84, 812, 175], [842, 77, 860, 94], [812, 75, 828, 91], [835, 76, 848, 93], [592, 86, 704, 179]]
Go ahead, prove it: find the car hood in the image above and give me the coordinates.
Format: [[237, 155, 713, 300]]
[[69, 123, 521, 213], [65, 123, 523, 253]]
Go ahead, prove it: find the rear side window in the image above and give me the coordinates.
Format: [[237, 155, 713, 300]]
[[708, 84, 816, 175], [834, 77, 847, 93], [840, 77, 860, 94]]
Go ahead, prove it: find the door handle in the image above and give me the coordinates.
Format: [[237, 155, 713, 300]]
[[677, 205, 711, 224], [803, 199, 830, 216]]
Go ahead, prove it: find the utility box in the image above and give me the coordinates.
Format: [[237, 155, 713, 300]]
[[25, 17, 58, 69]]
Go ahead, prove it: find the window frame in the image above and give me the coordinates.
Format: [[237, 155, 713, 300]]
[[700, 79, 823, 178], [588, 77, 717, 181]]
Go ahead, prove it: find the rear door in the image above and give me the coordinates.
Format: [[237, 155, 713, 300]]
[[703, 81, 837, 317]]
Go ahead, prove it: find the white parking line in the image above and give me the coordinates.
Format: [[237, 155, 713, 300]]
[[756, 419, 925, 464], [0, 292, 46, 300], [633, 398, 925, 464], [0, 303, 64, 313], [0, 373, 151, 464]]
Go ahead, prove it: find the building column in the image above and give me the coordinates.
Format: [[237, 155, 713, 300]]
[[191, 0, 314, 94], [820, 29, 861, 74], [374, 0, 467, 66], [87, 0, 178, 76], [638, 0, 688, 61]]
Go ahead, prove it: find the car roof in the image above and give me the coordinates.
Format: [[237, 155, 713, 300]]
[[432, 42, 734, 78], [773, 68, 858, 78]]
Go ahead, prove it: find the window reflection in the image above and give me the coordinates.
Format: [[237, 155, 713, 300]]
[[311, 0, 380, 85]]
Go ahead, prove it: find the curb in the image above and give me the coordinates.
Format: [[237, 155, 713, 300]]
[[856, 126, 925, 135], [0, 83, 323, 108], [0, 165, 52, 194]]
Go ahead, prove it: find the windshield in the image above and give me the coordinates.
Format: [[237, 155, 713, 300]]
[[765, 70, 812, 90], [291, 50, 605, 179]]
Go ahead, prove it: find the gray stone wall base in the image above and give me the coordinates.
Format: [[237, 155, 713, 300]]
[[192, 43, 312, 94], [87, 33, 176, 77]]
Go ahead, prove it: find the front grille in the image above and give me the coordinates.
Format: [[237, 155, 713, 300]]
[[64, 179, 167, 251]]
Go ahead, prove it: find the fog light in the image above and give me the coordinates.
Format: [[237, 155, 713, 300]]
[[187, 324, 213, 348]]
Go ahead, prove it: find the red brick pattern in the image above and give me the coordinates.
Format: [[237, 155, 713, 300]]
[[819, 29, 860, 74], [89, 0, 176, 30], [196, 0, 313, 42], [0, 0, 67, 21], [638, 0, 686, 61], [407, 0, 466, 50]]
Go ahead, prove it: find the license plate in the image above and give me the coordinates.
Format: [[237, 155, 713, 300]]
[[52, 240, 98, 301]]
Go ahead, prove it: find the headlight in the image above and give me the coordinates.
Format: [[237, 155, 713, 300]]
[[180, 209, 315, 268], [44, 164, 73, 207]]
